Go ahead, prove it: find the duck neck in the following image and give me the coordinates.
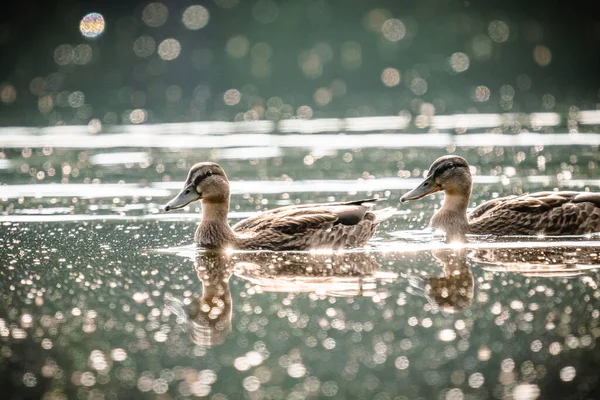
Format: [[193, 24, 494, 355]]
[[441, 191, 470, 216], [431, 189, 471, 238], [201, 199, 230, 223], [197, 199, 237, 249]]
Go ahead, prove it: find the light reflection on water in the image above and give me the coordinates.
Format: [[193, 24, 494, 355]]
[[4, 175, 600, 208], [1, 135, 600, 398], [3, 109, 600, 140], [2, 127, 600, 150]]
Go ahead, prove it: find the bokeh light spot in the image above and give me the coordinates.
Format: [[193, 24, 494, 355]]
[[500, 84, 515, 100], [410, 78, 428, 96], [488, 20, 510, 43], [252, 0, 279, 24], [468, 373, 484, 388], [299, 51, 323, 79], [395, 356, 409, 370], [133, 36, 156, 57], [130, 109, 147, 124], [182, 5, 210, 30], [473, 85, 491, 102], [88, 118, 102, 134], [22, 373, 37, 388], [79, 13, 105, 38], [251, 42, 273, 61], [287, 363, 306, 378], [542, 93, 556, 109], [143, 3, 169, 28], [54, 44, 74, 65], [297, 105, 313, 119], [381, 19, 406, 41], [533, 45, 552, 66], [0, 84, 17, 104], [314, 88, 332, 106], [513, 384, 541, 400], [73, 44, 93, 65], [158, 39, 181, 61], [449, 52, 470, 73], [29, 77, 46, 96], [68, 91, 85, 108], [381, 68, 401, 87], [226, 36, 250, 58], [223, 89, 241, 106], [420, 102, 435, 116], [438, 329, 456, 341], [559, 366, 576, 382], [110, 348, 127, 362]]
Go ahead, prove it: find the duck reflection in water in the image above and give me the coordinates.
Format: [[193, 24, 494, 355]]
[[166, 252, 234, 347], [233, 251, 396, 297], [470, 246, 600, 277], [166, 251, 397, 347], [409, 248, 474, 313]]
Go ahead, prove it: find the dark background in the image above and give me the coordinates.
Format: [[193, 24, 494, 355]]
[[0, 0, 599, 127]]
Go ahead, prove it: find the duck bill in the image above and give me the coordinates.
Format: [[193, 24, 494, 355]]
[[400, 175, 439, 203], [164, 185, 200, 211]]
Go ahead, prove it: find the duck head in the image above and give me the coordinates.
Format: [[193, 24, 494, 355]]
[[164, 162, 230, 211], [400, 155, 472, 203]]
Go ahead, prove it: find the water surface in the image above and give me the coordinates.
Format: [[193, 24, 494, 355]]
[[1, 133, 600, 399]]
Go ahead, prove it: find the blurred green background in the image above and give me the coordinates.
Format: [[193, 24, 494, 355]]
[[1, 0, 599, 127]]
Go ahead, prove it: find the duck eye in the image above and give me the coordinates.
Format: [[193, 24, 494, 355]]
[[206, 170, 213, 177], [448, 163, 454, 169]]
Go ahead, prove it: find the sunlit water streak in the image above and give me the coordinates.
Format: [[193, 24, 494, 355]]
[[2, 109, 599, 140], [1, 130, 600, 149], [154, 238, 600, 260], [0, 211, 257, 222], [4, 175, 600, 202]]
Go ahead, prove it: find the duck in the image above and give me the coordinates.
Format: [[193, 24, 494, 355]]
[[400, 155, 600, 236], [164, 162, 395, 250]]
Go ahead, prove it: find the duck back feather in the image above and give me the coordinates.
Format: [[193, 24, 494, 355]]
[[231, 199, 391, 250], [468, 191, 600, 235]]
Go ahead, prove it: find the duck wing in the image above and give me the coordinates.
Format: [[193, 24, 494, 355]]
[[468, 191, 600, 235], [232, 199, 387, 250], [232, 198, 379, 232]]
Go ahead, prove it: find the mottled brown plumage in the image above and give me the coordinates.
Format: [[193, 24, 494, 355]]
[[401, 155, 600, 236], [164, 162, 395, 250]]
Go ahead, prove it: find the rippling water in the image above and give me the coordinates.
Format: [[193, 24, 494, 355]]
[[1, 131, 600, 398]]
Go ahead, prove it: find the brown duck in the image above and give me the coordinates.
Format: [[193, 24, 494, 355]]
[[400, 155, 600, 236], [164, 162, 395, 250]]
